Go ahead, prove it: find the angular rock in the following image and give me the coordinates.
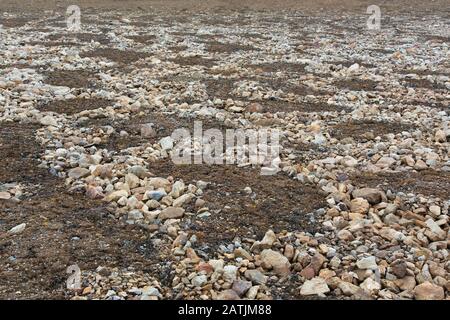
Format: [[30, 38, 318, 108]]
[[414, 282, 444, 300], [232, 280, 252, 297], [260, 249, 291, 276], [356, 256, 378, 270], [68, 167, 90, 179], [244, 269, 268, 285], [8, 223, 26, 234], [300, 277, 330, 296]]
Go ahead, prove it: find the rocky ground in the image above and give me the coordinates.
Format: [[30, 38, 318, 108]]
[[0, 1, 449, 300]]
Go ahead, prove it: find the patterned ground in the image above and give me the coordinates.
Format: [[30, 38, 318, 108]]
[[0, 1, 449, 300]]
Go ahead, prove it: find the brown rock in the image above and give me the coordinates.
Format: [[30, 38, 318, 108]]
[[216, 289, 241, 300], [391, 259, 408, 278], [140, 123, 156, 138], [394, 276, 416, 291], [260, 249, 291, 276], [350, 198, 370, 214], [352, 188, 382, 205], [414, 282, 444, 300], [245, 102, 264, 113]]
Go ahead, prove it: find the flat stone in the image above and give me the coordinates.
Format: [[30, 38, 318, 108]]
[[125, 173, 140, 189], [356, 256, 378, 270], [158, 207, 185, 220], [159, 136, 174, 150], [391, 259, 407, 278], [40, 115, 58, 126], [300, 277, 330, 296], [244, 269, 268, 285], [68, 167, 90, 179], [140, 123, 156, 138], [223, 265, 238, 282], [352, 188, 383, 205], [104, 190, 129, 202], [0, 191, 11, 200]]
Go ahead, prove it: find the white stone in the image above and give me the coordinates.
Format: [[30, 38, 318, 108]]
[[8, 223, 26, 234], [300, 277, 330, 295]]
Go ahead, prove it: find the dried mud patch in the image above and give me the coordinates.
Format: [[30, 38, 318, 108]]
[[146, 161, 326, 252], [39, 97, 113, 116], [352, 170, 450, 199]]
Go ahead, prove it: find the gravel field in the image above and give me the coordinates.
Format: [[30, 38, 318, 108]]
[[0, 0, 449, 300]]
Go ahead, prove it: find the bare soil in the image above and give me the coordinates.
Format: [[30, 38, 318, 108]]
[[79, 49, 149, 65], [38, 98, 113, 116], [146, 160, 326, 252], [330, 120, 414, 141], [42, 70, 100, 89], [353, 170, 450, 199]]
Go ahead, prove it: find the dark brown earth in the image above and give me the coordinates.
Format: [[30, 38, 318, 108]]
[[207, 41, 257, 54], [170, 56, 217, 68], [259, 99, 350, 114], [249, 62, 306, 75], [79, 49, 149, 65], [146, 160, 326, 253], [42, 70, 100, 89], [38, 98, 113, 116], [0, 123, 168, 299], [402, 78, 448, 91], [330, 120, 414, 142], [90, 112, 231, 152], [353, 170, 450, 199], [334, 79, 381, 91], [126, 35, 157, 45]]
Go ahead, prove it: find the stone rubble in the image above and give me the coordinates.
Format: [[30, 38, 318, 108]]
[[0, 6, 448, 300]]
